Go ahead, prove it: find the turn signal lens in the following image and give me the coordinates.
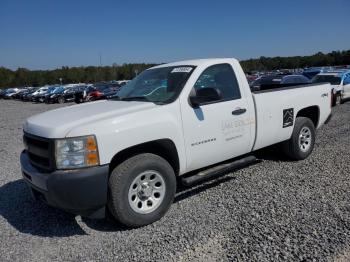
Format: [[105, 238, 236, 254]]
[[86, 152, 99, 166], [87, 136, 97, 151]]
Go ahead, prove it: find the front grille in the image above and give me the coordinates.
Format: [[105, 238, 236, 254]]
[[23, 132, 55, 171]]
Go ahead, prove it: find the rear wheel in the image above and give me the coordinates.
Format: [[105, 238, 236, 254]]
[[108, 153, 176, 227], [336, 93, 341, 105], [331, 90, 336, 107], [57, 96, 65, 104], [283, 117, 315, 160]]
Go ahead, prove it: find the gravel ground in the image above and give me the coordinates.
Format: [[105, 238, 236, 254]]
[[0, 99, 349, 262]]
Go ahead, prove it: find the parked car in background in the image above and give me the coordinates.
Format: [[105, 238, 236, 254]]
[[74, 85, 96, 103], [46, 85, 86, 103], [12, 88, 32, 100], [116, 80, 130, 86], [341, 71, 350, 103], [31, 87, 49, 102], [250, 74, 310, 91], [44, 86, 65, 103], [85, 83, 121, 101], [33, 86, 58, 103], [21, 88, 39, 101], [302, 67, 333, 79], [311, 70, 350, 105], [245, 73, 259, 84], [98, 85, 121, 99], [3, 88, 20, 99], [17, 88, 33, 100], [0, 89, 7, 99]]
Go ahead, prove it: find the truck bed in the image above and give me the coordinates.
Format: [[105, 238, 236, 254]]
[[251, 83, 331, 151]]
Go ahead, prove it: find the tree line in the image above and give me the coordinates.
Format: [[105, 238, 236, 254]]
[[0, 63, 157, 88], [241, 50, 350, 72], [1, 50, 349, 88]]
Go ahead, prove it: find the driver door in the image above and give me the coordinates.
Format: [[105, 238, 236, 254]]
[[180, 63, 254, 172]]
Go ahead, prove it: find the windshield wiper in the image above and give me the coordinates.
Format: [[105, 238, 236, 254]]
[[107, 95, 147, 101], [109, 95, 165, 105], [108, 95, 121, 100], [121, 96, 150, 102]]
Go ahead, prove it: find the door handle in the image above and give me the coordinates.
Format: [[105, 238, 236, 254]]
[[232, 108, 246, 115]]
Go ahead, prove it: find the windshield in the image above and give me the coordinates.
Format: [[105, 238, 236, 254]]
[[312, 75, 341, 85], [46, 87, 57, 94], [115, 66, 195, 104], [6, 89, 16, 93], [53, 87, 64, 93]]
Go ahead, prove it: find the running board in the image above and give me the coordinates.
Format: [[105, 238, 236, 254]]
[[181, 155, 257, 187]]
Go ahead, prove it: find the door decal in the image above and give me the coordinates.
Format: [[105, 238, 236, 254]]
[[283, 108, 294, 128]]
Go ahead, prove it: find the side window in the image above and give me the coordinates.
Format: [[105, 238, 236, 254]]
[[194, 64, 241, 101]]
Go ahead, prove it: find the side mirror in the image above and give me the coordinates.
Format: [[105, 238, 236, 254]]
[[189, 87, 222, 107]]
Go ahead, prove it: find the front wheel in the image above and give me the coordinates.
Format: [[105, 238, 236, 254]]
[[282, 117, 316, 160], [108, 153, 176, 227], [57, 96, 65, 104]]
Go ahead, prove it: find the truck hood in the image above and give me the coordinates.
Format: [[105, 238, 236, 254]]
[[24, 100, 157, 138]]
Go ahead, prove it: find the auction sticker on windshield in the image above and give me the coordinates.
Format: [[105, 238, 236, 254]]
[[171, 67, 193, 73]]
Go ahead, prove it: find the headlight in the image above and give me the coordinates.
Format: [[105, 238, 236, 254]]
[[55, 135, 99, 169]]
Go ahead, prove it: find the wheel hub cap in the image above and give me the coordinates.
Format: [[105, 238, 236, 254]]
[[138, 183, 152, 199], [128, 170, 166, 214], [299, 126, 312, 152]]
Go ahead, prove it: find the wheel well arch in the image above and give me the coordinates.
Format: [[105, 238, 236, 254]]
[[296, 106, 319, 128], [109, 139, 180, 176]]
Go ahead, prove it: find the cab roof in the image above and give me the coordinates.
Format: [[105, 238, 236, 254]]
[[151, 58, 239, 69]]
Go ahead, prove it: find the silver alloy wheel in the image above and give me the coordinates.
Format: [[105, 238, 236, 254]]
[[128, 170, 166, 214], [299, 126, 312, 152]]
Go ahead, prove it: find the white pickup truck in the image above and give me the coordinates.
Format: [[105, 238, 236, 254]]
[[21, 58, 332, 227]]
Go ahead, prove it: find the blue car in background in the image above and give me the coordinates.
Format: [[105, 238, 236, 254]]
[[302, 66, 333, 79], [312, 69, 350, 105]]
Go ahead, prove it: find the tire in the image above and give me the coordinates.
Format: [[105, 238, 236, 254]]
[[331, 91, 336, 107], [57, 96, 65, 104], [282, 117, 316, 160], [108, 153, 176, 227], [336, 93, 341, 105]]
